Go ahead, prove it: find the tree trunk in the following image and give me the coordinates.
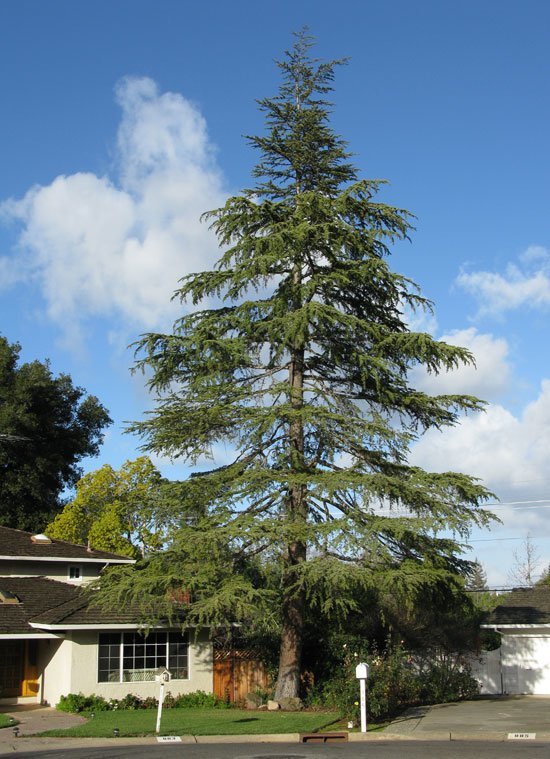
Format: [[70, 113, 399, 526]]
[[275, 255, 307, 700], [274, 539, 306, 699]]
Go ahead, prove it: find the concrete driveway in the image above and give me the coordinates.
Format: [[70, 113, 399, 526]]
[[385, 696, 550, 740]]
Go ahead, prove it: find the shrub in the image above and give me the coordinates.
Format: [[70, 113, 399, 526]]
[[57, 693, 110, 713], [116, 693, 144, 710], [57, 689, 234, 713], [306, 637, 480, 722], [165, 690, 230, 709]]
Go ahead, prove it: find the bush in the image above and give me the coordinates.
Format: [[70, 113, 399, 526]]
[[116, 693, 145, 710], [416, 655, 480, 704], [57, 689, 231, 713], [164, 690, 230, 709], [57, 693, 110, 713], [306, 637, 479, 722], [309, 640, 420, 721]]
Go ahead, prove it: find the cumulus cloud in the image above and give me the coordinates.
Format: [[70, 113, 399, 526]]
[[0, 77, 226, 347], [410, 380, 550, 529], [457, 245, 550, 317], [412, 327, 512, 401]]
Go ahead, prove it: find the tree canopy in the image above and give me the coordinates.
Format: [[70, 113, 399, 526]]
[[46, 457, 171, 558], [0, 336, 111, 531], [101, 32, 494, 699]]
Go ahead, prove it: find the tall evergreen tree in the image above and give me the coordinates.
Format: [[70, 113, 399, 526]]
[[115, 33, 493, 698]]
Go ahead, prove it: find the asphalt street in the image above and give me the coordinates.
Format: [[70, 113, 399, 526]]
[[4, 741, 550, 759]]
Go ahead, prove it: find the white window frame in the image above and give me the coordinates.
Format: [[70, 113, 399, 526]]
[[67, 565, 83, 582], [97, 631, 190, 684]]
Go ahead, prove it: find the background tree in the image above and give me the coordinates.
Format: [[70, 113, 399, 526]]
[[46, 457, 171, 558], [507, 533, 541, 587], [102, 33, 493, 699], [0, 336, 111, 531], [466, 558, 488, 592]]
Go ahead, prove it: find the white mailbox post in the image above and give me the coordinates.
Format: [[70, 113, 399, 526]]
[[155, 668, 171, 734], [355, 662, 369, 733]]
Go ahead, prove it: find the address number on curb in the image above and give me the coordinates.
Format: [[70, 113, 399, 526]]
[[156, 736, 182, 742], [508, 733, 536, 740]]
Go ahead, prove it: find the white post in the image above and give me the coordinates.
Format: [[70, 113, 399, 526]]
[[359, 677, 367, 733], [156, 680, 165, 734], [355, 662, 369, 734]]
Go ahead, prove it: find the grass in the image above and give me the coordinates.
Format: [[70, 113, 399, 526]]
[[0, 714, 18, 729], [38, 708, 341, 738], [321, 716, 389, 733]]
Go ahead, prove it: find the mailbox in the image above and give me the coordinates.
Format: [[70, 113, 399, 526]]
[[155, 668, 171, 683], [355, 662, 369, 680]]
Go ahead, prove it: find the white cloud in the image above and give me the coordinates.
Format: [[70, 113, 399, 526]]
[[411, 379, 550, 500], [412, 327, 512, 400], [0, 77, 226, 347], [457, 246, 550, 317]]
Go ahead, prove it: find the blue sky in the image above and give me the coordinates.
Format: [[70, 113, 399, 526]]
[[1, 0, 550, 585]]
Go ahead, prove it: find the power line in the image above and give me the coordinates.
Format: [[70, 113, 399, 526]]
[[483, 499, 550, 508], [469, 537, 523, 543]]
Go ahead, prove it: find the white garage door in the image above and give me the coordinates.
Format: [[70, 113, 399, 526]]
[[502, 636, 550, 694]]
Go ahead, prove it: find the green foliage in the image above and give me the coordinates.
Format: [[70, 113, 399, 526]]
[[0, 335, 111, 531], [308, 637, 479, 721], [47, 457, 174, 557], [163, 690, 229, 709], [102, 32, 495, 696], [57, 693, 111, 713], [57, 690, 232, 713]]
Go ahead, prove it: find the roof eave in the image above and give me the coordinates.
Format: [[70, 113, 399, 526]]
[[0, 632, 65, 639], [0, 555, 135, 564], [481, 623, 550, 629]]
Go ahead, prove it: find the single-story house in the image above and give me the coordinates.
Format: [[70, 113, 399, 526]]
[[477, 586, 550, 695], [0, 526, 212, 706]]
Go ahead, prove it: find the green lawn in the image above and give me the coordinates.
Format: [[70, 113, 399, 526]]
[[39, 708, 341, 738], [0, 714, 18, 729]]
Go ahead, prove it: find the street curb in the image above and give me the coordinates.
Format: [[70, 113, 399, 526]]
[[3, 729, 550, 753]]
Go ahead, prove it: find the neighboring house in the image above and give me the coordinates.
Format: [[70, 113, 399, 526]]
[[476, 586, 550, 695], [0, 526, 212, 706]]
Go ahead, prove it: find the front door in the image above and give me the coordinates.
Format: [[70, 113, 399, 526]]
[[0, 641, 24, 697], [22, 640, 39, 697]]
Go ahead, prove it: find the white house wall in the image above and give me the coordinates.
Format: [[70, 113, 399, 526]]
[[45, 630, 213, 706], [39, 637, 71, 706]]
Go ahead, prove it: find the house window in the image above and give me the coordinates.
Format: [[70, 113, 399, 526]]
[[68, 565, 82, 581], [98, 632, 189, 683]]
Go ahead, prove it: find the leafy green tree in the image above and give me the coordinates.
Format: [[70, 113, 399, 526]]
[[46, 457, 170, 558], [105, 33, 493, 699], [0, 336, 111, 531]]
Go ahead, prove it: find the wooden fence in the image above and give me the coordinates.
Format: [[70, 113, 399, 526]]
[[213, 649, 270, 703]]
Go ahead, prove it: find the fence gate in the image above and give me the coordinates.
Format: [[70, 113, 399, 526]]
[[213, 649, 269, 703]]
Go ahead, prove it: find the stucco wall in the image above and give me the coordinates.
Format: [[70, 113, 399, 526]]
[[0, 560, 102, 584], [49, 629, 214, 702], [39, 637, 71, 706]]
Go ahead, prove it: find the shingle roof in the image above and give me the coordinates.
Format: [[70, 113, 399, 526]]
[[31, 592, 143, 627], [0, 576, 157, 632], [0, 526, 134, 563], [0, 577, 80, 634], [485, 586, 550, 625]]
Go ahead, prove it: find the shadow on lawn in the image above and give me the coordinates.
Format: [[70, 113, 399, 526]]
[[234, 718, 260, 723]]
